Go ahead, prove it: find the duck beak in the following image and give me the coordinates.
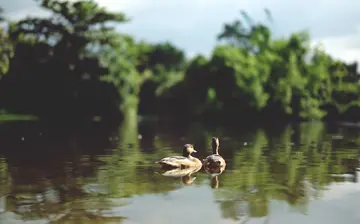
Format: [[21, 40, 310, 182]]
[[193, 150, 197, 153]]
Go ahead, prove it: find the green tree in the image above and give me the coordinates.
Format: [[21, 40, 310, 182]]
[[3, 0, 128, 119], [100, 34, 152, 119], [138, 42, 186, 115], [0, 8, 13, 77]]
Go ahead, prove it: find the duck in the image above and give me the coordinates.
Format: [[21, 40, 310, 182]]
[[203, 137, 226, 168], [155, 144, 202, 169], [204, 165, 225, 189]]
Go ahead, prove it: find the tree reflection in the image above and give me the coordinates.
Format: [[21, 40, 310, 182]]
[[214, 122, 359, 221], [0, 121, 359, 222]]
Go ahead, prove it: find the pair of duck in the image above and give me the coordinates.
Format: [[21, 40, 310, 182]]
[[155, 137, 226, 169]]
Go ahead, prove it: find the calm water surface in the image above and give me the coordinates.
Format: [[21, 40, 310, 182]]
[[0, 120, 359, 224]]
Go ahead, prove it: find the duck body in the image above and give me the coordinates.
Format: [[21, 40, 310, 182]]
[[156, 156, 201, 169], [204, 154, 226, 168], [155, 144, 202, 169], [203, 137, 226, 168]]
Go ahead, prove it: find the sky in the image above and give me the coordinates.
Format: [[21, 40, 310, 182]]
[[2, 0, 360, 63]]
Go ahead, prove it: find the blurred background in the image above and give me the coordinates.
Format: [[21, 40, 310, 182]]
[[0, 1, 360, 223], [0, 0, 360, 124]]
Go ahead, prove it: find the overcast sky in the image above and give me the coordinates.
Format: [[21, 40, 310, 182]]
[[2, 0, 360, 63]]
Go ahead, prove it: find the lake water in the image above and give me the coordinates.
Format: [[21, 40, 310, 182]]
[[0, 120, 359, 224]]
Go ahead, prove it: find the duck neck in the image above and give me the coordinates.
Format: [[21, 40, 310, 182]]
[[183, 150, 191, 157], [212, 145, 219, 155]]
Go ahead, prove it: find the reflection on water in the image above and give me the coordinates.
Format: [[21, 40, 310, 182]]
[[204, 165, 226, 189], [0, 121, 359, 223], [160, 166, 202, 186]]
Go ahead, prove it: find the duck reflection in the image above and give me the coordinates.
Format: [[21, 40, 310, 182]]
[[204, 164, 225, 189], [159, 166, 202, 185]]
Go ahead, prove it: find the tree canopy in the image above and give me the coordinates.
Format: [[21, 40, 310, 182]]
[[0, 1, 359, 124]]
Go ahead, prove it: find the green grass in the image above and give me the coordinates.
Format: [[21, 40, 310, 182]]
[[0, 113, 38, 121]]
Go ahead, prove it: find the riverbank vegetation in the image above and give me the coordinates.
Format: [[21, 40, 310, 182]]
[[0, 0, 359, 124]]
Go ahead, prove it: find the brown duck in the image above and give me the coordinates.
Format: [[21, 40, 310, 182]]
[[155, 144, 202, 169], [203, 137, 226, 168]]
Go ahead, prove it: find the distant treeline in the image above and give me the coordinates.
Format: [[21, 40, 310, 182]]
[[0, 0, 359, 124]]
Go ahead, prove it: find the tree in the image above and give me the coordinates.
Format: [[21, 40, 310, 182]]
[[218, 9, 272, 54], [3, 0, 128, 119], [100, 34, 152, 119], [9, 0, 128, 79], [0, 8, 13, 77], [137, 42, 186, 115]]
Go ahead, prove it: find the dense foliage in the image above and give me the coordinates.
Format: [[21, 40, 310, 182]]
[[0, 1, 359, 123]]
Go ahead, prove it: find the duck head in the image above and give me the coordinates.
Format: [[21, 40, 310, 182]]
[[182, 144, 197, 157], [212, 137, 220, 154]]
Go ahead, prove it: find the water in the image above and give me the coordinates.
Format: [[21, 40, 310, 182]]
[[0, 120, 359, 224]]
